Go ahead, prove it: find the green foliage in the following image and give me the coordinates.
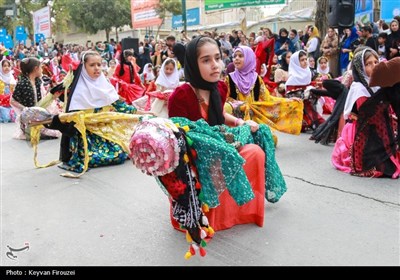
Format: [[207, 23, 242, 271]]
[[0, 0, 71, 40], [69, 0, 131, 39], [156, 0, 182, 19]]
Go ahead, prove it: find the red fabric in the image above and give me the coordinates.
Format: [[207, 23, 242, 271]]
[[113, 63, 142, 85], [168, 82, 228, 120], [144, 90, 169, 110], [322, 96, 336, 114], [263, 77, 278, 91], [285, 85, 308, 93], [168, 81, 266, 231], [0, 94, 11, 107], [302, 100, 325, 131], [356, 96, 368, 109], [109, 78, 144, 104], [144, 80, 157, 92], [170, 145, 265, 231], [204, 144, 265, 230], [255, 37, 275, 77], [61, 53, 80, 72], [13, 67, 21, 80]]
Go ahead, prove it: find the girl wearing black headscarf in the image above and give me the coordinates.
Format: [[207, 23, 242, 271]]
[[386, 19, 400, 60], [112, 49, 144, 104], [167, 36, 285, 232]]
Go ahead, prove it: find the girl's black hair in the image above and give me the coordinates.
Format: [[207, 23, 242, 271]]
[[20, 57, 41, 75]]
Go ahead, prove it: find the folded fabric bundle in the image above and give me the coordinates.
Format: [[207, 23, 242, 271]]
[[129, 118, 180, 176]]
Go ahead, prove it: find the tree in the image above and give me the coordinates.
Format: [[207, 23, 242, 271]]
[[0, 0, 71, 42], [314, 0, 329, 40], [4, 0, 41, 41], [69, 0, 131, 41], [155, 0, 182, 38]]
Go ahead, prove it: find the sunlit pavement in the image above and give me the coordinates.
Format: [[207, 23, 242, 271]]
[[1, 122, 399, 266]]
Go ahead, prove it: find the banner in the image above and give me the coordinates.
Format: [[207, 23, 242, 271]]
[[172, 8, 200, 29], [33, 6, 51, 39], [15, 26, 28, 43], [205, 0, 286, 11], [355, 0, 373, 25], [0, 28, 6, 39], [131, 0, 163, 28], [381, 0, 400, 22], [3, 35, 13, 49]]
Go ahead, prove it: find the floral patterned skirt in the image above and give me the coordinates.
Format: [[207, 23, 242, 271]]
[[61, 131, 128, 173]]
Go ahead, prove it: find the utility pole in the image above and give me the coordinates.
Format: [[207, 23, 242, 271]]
[[373, 0, 381, 22], [181, 0, 187, 33]]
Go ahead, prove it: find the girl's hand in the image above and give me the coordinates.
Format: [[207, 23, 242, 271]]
[[136, 109, 155, 116], [244, 120, 259, 132], [53, 91, 63, 99]]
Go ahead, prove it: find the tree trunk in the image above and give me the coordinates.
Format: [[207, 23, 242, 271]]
[[155, 19, 165, 41], [115, 26, 119, 43], [105, 28, 110, 42], [315, 0, 329, 40]]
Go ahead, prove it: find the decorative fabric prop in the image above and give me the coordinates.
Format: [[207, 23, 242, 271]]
[[129, 118, 181, 176], [20, 107, 143, 178]]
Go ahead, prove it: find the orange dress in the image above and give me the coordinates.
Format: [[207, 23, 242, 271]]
[[169, 85, 266, 231]]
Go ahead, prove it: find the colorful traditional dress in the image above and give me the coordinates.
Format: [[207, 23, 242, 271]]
[[226, 46, 303, 136], [332, 49, 400, 178], [11, 75, 60, 139], [133, 58, 180, 118], [0, 63, 16, 123], [168, 82, 286, 231], [286, 50, 325, 131], [50, 56, 140, 174], [112, 59, 144, 104]]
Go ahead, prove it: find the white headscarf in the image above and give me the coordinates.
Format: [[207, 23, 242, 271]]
[[317, 57, 330, 75], [0, 60, 16, 85], [50, 58, 60, 77], [69, 53, 119, 111], [142, 63, 155, 81], [155, 58, 180, 90], [343, 48, 380, 120], [101, 59, 109, 72], [285, 51, 312, 89]]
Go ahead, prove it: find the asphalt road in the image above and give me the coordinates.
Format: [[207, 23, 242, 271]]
[[1, 122, 399, 266]]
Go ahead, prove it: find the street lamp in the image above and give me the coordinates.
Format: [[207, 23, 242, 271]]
[[14, 0, 20, 18], [47, 1, 54, 43]]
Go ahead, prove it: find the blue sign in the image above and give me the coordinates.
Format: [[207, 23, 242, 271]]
[[355, 0, 374, 25], [15, 26, 27, 42], [35, 33, 45, 43], [355, 0, 373, 23], [3, 35, 13, 49], [0, 28, 6, 38], [355, 0, 373, 14], [172, 8, 200, 29], [381, 0, 400, 22]]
